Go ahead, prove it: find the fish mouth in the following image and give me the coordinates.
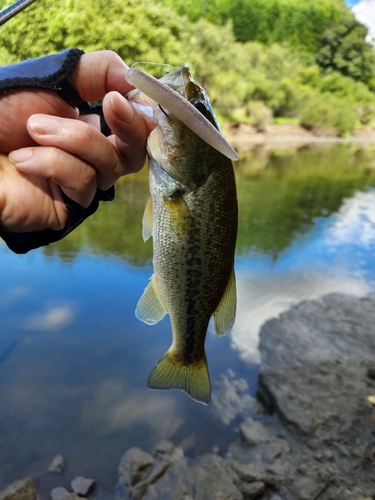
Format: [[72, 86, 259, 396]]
[[126, 65, 238, 161]]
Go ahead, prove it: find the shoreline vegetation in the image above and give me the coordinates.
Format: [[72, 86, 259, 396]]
[[0, 0, 375, 137]]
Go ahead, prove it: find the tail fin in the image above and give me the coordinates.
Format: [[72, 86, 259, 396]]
[[147, 350, 211, 405]]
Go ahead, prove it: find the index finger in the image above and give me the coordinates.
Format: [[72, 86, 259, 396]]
[[69, 50, 134, 102]]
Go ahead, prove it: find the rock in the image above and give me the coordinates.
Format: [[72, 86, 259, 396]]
[[291, 476, 320, 500], [50, 488, 83, 500], [109, 293, 375, 500], [260, 439, 287, 463], [118, 447, 154, 486], [119, 441, 189, 500], [194, 454, 243, 500], [48, 454, 65, 473], [0, 477, 37, 500], [238, 481, 266, 499], [258, 360, 375, 436], [71, 476, 96, 496], [153, 440, 184, 464], [259, 294, 375, 369], [229, 460, 261, 482], [50, 487, 70, 500], [122, 448, 244, 500], [153, 440, 175, 456]]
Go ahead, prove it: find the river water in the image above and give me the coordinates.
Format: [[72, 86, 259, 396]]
[[1, 143, 375, 492]]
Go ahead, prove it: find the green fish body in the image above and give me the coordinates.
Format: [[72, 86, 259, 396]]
[[135, 66, 238, 404]]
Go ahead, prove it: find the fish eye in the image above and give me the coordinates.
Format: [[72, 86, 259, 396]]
[[190, 98, 207, 117]]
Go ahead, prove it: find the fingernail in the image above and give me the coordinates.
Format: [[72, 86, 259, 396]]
[[9, 148, 33, 164], [29, 115, 60, 135], [111, 92, 134, 122]]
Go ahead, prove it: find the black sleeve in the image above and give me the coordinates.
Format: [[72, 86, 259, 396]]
[[0, 49, 115, 254]]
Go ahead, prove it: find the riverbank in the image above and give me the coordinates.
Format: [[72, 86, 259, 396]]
[[2, 293, 375, 499], [224, 121, 375, 152]]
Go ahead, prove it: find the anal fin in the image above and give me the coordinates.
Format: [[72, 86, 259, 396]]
[[213, 269, 236, 337]]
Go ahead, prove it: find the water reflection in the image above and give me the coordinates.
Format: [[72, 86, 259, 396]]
[[25, 305, 75, 330], [232, 265, 371, 365], [81, 379, 183, 437], [327, 190, 375, 248], [1, 143, 375, 491], [211, 370, 258, 425]]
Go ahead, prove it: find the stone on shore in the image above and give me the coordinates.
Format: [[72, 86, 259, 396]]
[[118, 441, 246, 500], [0, 477, 37, 500], [50, 487, 84, 500], [118, 447, 155, 487], [48, 454, 65, 473], [71, 476, 96, 497]]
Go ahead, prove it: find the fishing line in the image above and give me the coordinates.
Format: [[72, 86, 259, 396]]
[[131, 61, 176, 75]]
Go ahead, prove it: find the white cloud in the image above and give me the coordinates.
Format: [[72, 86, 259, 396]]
[[352, 0, 375, 44]]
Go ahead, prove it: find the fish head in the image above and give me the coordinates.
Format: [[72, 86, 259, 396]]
[[158, 65, 222, 132], [146, 65, 223, 189]]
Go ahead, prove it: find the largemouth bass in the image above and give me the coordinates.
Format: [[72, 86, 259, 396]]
[[127, 65, 238, 404]]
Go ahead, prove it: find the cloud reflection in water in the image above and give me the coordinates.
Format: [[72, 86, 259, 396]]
[[24, 305, 74, 331], [327, 190, 375, 249], [211, 369, 258, 425], [81, 379, 184, 439], [230, 189, 375, 365]]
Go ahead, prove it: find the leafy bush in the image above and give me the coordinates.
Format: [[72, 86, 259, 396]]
[[245, 101, 272, 131], [299, 91, 358, 136], [0, 0, 185, 65]]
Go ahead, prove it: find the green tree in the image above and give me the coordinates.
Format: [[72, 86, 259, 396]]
[[317, 16, 375, 87], [156, 0, 347, 53], [0, 0, 185, 65]]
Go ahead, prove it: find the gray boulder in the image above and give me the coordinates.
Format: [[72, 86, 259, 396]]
[[259, 293, 375, 369]]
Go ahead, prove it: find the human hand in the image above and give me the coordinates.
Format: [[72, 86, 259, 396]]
[[0, 50, 152, 233]]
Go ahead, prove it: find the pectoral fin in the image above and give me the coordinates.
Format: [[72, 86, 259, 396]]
[[136, 275, 167, 325], [164, 196, 193, 238], [213, 269, 236, 337], [142, 196, 153, 241]]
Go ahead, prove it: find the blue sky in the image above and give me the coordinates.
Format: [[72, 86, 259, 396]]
[[346, 0, 375, 44]]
